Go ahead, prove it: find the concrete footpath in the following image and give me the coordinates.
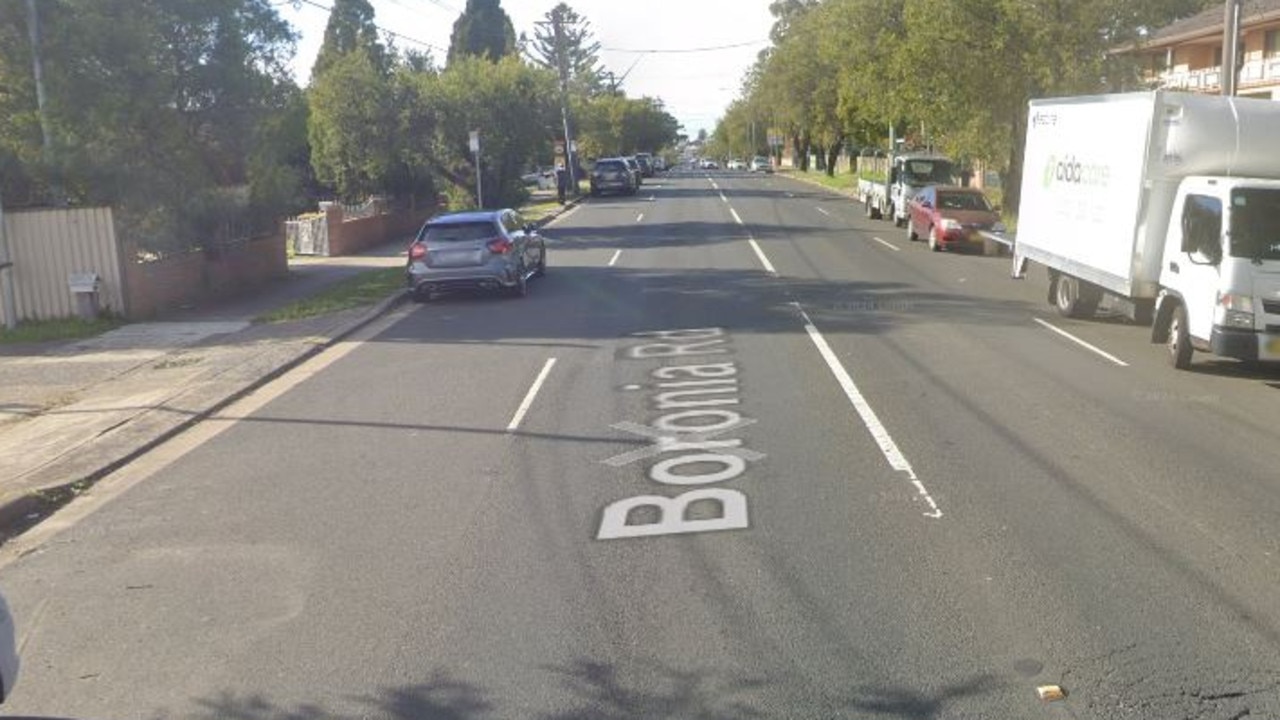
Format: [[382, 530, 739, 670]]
[[0, 241, 412, 542], [0, 194, 583, 544]]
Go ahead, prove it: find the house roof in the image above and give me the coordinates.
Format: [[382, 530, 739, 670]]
[[1142, 0, 1280, 47]]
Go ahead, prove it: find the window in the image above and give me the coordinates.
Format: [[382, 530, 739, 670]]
[[421, 222, 496, 243], [1266, 29, 1280, 58], [1229, 188, 1280, 261], [1180, 194, 1222, 261]]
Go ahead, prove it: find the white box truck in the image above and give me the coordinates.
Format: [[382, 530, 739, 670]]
[[1012, 90, 1280, 368], [858, 152, 955, 227]]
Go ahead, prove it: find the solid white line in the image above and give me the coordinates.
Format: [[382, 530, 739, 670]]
[[607, 249, 622, 267], [1033, 318, 1130, 367], [815, 206, 831, 216], [507, 358, 558, 431], [729, 208, 744, 225], [793, 303, 943, 519], [636, 212, 644, 223], [747, 238, 777, 275], [872, 236, 901, 252]]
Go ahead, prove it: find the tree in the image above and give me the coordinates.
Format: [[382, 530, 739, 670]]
[[528, 3, 603, 96], [308, 50, 398, 201], [0, 0, 300, 249], [312, 0, 387, 77], [424, 55, 558, 206], [448, 0, 517, 64]]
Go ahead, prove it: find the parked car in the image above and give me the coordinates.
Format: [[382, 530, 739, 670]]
[[0, 591, 18, 704], [634, 152, 656, 177], [591, 158, 637, 196], [905, 185, 1004, 252], [622, 156, 643, 187], [750, 156, 773, 173], [406, 209, 546, 299], [520, 166, 555, 190], [726, 158, 746, 170], [700, 158, 719, 170]]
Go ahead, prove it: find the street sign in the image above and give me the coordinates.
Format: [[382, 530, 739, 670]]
[[469, 130, 480, 154]]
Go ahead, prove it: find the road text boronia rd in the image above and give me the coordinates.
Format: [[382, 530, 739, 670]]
[[597, 328, 764, 540]]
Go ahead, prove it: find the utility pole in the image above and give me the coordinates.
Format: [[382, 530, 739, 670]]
[[1222, 0, 1243, 96], [537, 14, 579, 192]]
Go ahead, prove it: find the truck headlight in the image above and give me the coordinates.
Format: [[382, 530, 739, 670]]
[[1215, 292, 1255, 329]]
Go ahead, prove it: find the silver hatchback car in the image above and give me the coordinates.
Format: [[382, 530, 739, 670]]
[[406, 209, 546, 300]]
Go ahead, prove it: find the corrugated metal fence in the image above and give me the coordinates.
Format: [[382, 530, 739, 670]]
[[2, 207, 125, 320]]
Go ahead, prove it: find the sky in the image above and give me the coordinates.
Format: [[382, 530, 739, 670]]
[[276, 0, 777, 136]]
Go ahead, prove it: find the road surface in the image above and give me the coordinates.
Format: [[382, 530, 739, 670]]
[[3, 170, 1279, 719]]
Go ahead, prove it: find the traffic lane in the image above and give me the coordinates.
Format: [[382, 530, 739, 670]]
[[718, 172, 1280, 713], [0, 246, 659, 717], [464, 250, 1056, 714]]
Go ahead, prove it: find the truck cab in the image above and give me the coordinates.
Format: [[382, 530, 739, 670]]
[[1157, 176, 1280, 368], [888, 154, 954, 226]]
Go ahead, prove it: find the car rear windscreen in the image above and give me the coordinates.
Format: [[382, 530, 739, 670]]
[[421, 222, 496, 243], [595, 161, 626, 172], [937, 193, 992, 211]]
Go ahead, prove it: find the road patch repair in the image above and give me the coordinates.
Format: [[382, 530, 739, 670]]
[[597, 327, 763, 539]]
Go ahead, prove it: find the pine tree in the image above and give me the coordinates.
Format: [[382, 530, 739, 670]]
[[447, 0, 517, 65]]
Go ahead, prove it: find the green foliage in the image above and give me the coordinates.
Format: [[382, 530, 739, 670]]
[[308, 49, 397, 202], [575, 95, 680, 159], [424, 55, 558, 207], [0, 0, 302, 252], [312, 0, 388, 77], [448, 0, 517, 64], [726, 0, 1220, 213], [528, 3, 604, 95]]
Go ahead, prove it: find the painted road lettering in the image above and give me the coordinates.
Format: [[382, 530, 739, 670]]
[[598, 329, 763, 540]]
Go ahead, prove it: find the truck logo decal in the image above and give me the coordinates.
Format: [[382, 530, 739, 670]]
[[1043, 154, 1112, 189]]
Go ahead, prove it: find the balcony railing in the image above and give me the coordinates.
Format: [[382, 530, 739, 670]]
[[1157, 59, 1280, 91]]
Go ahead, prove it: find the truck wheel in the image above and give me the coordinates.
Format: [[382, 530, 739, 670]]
[[1052, 274, 1098, 318], [1167, 304, 1193, 369]]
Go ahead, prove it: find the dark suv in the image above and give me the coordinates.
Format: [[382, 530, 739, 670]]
[[634, 153, 655, 177], [591, 158, 637, 196]]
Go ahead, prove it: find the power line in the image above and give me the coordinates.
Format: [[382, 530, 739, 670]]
[[293, 0, 447, 52], [601, 39, 769, 54]]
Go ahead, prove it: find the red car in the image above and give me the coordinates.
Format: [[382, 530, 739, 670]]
[[905, 185, 1004, 252]]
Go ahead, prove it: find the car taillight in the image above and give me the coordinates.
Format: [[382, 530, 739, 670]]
[[408, 241, 427, 260], [486, 237, 513, 254]]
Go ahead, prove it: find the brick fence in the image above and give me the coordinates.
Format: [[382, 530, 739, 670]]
[[123, 233, 288, 319], [325, 205, 432, 256]]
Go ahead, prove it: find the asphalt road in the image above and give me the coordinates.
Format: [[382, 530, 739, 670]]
[[3, 170, 1280, 719]]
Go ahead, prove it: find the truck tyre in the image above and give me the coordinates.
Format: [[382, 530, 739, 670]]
[[1167, 303, 1193, 369], [1052, 274, 1099, 318]]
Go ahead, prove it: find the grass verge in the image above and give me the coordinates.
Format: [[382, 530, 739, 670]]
[[0, 316, 124, 345], [256, 266, 404, 323], [785, 169, 861, 194]]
